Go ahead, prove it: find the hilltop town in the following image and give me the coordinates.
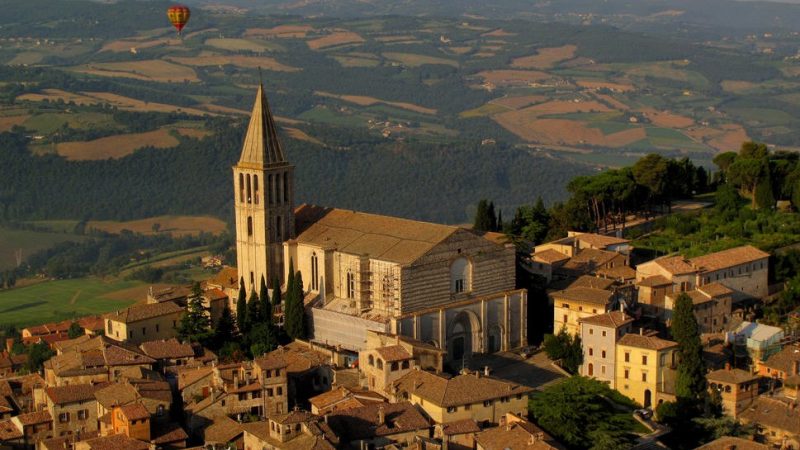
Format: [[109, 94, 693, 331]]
[[0, 83, 798, 450]]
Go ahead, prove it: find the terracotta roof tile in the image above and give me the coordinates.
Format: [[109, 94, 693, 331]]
[[327, 402, 429, 440], [105, 301, 183, 324], [689, 246, 770, 273], [533, 249, 570, 264], [551, 287, 613, 305], [392, 370, 533, 408], [14, 410, 52, 426], [761, 345, 800, 374], [695, 436, 769, 450], [120, 402, 150, 421], [739, 396, 800, 434], [567, 275, 615, 290], [375, 345, 412, 362], [152, 422, 188, 444], [579, 311, 633, 329], [82, 433, 149, 450], [475, 422, 560, 450], [204, 416, 243, 443], [706, 368, 758, 385], [618, 334, 677, 351], [140, 338, 194, 359], [574, 233, 629, 248], [441, 419, 480, 436], [0, 419, 22, 441], [595, 265, 637, 280], [654, 256, 697, 275], [637, 275, 672, 287], [46, 383, 106, 405]]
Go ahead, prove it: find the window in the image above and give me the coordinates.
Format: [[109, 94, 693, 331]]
[[563, 315, 568, 324], [142, 327, 146, 336], [59, 413, 70, 423], [239, 173, 245, 203], [601, 350, 606, 358], [465, 404, 471, 410], [601, 365, 606, 374], [283, 172, 289, 203], [642, 372, 647, 382], [267, 388, 273, 397], [447, 407, 456, 413], [346, 271, 355, 299], [382, 275, 392, 300], [500, 397, 509, 403], [253, 175, 259, 205], [157, 405, 164, 417], [483, 400, 493, 407], [377, 359, 384, 370], [107, 322, 113, 334], [642, 355, 648, 365], [155, 324, 159, 332], [247, 216, 253, 237], [450, 258, 471, 293], [589, 328, 594, 335], [78, 410, 88, 420], [391, 362, 398, 371], [588, 348, 593, 356], [311, 253, 319, 291], [592, 309, 597, 314], [624, 352, 630, 363], [277, 387, 282, 395], [276, 173, 282, 204], [368, 355, 374, 366], [602, 330, 607, 337], [624, 369, 629, 379], [401, 360, 410, 369], [246, 175, 252, 203], [129, 331, 133, 339]]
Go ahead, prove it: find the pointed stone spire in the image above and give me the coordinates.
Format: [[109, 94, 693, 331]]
[[238, 83, 286, 167]]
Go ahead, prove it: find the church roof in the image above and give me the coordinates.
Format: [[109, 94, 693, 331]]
[[238, 84, 286, 168], [292, 206, 459, 265]]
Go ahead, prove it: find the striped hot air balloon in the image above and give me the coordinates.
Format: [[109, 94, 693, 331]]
[[167, 5, 191, 35]]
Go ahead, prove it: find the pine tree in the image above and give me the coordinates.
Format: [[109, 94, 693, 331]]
[[473, 199, 491, 232], [177, 282, 212, 345], [671, 293, 707, 403], [67, 322, 83, 339], [259, 276, 270, 324], [754, 175, 775, 210], [236, 278, 248, 334], [286, 270, 306, 340], [269, 275, 280, 324]]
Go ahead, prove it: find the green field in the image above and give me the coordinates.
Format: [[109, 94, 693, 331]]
[[0, 227, 85, 271], [0, 277, 143, 326]]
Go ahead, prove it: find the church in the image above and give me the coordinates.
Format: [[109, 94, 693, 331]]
[[233, 85, 528, 362]]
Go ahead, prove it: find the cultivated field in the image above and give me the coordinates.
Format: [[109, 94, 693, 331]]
[[244, 25, 315, 38], [284, 127, 324, 146], [383, 52, 459, 67], [315, 91, 437, 114], [54, 128, 181, 160], [511, 45, 577, 69], [87, 215, 227, 236], [0, 227, 85, 271], [477, 70, 550, 85], [205, 38, 279, 53], [0, 278, 142, 327], [307, 31, 365, 50], [18, 90, 214, 116], [0, 114, 29, 131], [71, 60, 199, 83], [168, 55, 299, 72]]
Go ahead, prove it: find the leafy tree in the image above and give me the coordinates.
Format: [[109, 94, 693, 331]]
[[671, 293, 707, 402], [26, 341, 54, 373], [259, 276, 270, 324], [633, 153, 670, 212], [67, 322, 83, 339], [236, 278, 248, 334], [212, 304, 237, 351], [715, 183, 742, 221], [529, 376, 636, 449], [713, 151, 738, 179], [542, 329, 583, 374], [177, 282, 212, 345], [754, 175, 775, 210]]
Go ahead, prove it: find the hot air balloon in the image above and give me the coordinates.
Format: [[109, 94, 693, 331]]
[[167, 5, 191, 36]]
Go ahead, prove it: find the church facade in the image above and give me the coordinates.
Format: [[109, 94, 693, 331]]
[[233, 86, 527, 361]]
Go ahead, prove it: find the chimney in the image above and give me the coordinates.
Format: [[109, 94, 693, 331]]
[[484, 366, 490, 376], [377, 406, 385, 425], [639, 328, 644, 336], [725, 362, 731, 371]]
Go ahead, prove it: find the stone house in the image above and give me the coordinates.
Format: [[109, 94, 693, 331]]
[[359, 330, 445, 397], [706, 365, 759, 418], [552, 285, 617, 337], [241, 410, 337, 450], [615, 332, 678, 408], [9, 410, 53, 444], [474, 412, 563, 450], [388, 368, 531, 424], [695, 436, 769, 450], [43, 336, 156, 386], [308, 386, 385, 416], [579, 311, 634, 388], [104, 302, 184, 345], [44, 384, 103, 437], [739, 396, 800, 449], [326, 402, 429, 449], [756, 344, 800, 380], [664, 283, 733, 333]]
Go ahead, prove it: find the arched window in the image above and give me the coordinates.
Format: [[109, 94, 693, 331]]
[[239, 173, 245, 203], [246, 175, 252, 203], [450, 257, 471, 293], [247, 216, 253, 237], [311, 253, 319, 291], [253, 175, 259, 205], [346, 271, 356, 299], [283, 172, 289, 203], [268, 174, 274, 204], [368, 355, 374, 366], [376, 359, 384, 370], [382, 275, 392, 300], [276, 173, 282, 205]]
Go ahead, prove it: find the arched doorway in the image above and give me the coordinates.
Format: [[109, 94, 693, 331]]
[[643, 389, 652, 408], [588, 363, 594, 376], [447, 311, 481, 361], [487, 325, 503, 353]]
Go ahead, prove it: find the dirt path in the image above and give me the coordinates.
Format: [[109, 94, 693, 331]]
[[69, 290, 82, 305]]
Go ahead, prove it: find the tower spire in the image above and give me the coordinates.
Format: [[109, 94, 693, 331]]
[[239, 82, 286, 167]]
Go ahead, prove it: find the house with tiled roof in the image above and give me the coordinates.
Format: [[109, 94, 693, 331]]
[[756, 344, 800, 381], [636, 245, 769, 303], [104, 301, 183, 345], [139, 338, 196, 373], [9, 410, 52, 443], [44, 383, 106, 437], [326, 401, 429, 448], [43, 336, 156, 386], [707, 365, 759, 418], [264, 342, 334, 407], [615, 331, 678, 408], [579, 311, 634, 388], [739, 396, 800, 448], [475, 413, 563, 450], [308, 386, 385, 416], [551, 278, 629, 336], [359, 330, 445, 397], [242, 409, 338, 450], [664, 283, 733, 333], [0, 353, 27, 377], [695, 436, 769, 450], [74, 432, 150, 450], [388, 368, 532, 425]]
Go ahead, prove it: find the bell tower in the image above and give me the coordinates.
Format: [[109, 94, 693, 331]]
[[233, 84, 295, 295]]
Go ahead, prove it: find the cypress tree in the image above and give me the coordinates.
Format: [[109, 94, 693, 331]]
[[259, 276, 270, 324], [236, 278, 248, 334], [270, 275, 281, 324], [285, 259, 295, 327], [671, 293, 707, 402], [473, 199, 491, 232], [497, 209, 503, 232], [487, 201, 497, 231], [247, 288, 261, 325], [177, 282, 212, 345], [286, 271, 306, 339], [212, 304, 237, 350]]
